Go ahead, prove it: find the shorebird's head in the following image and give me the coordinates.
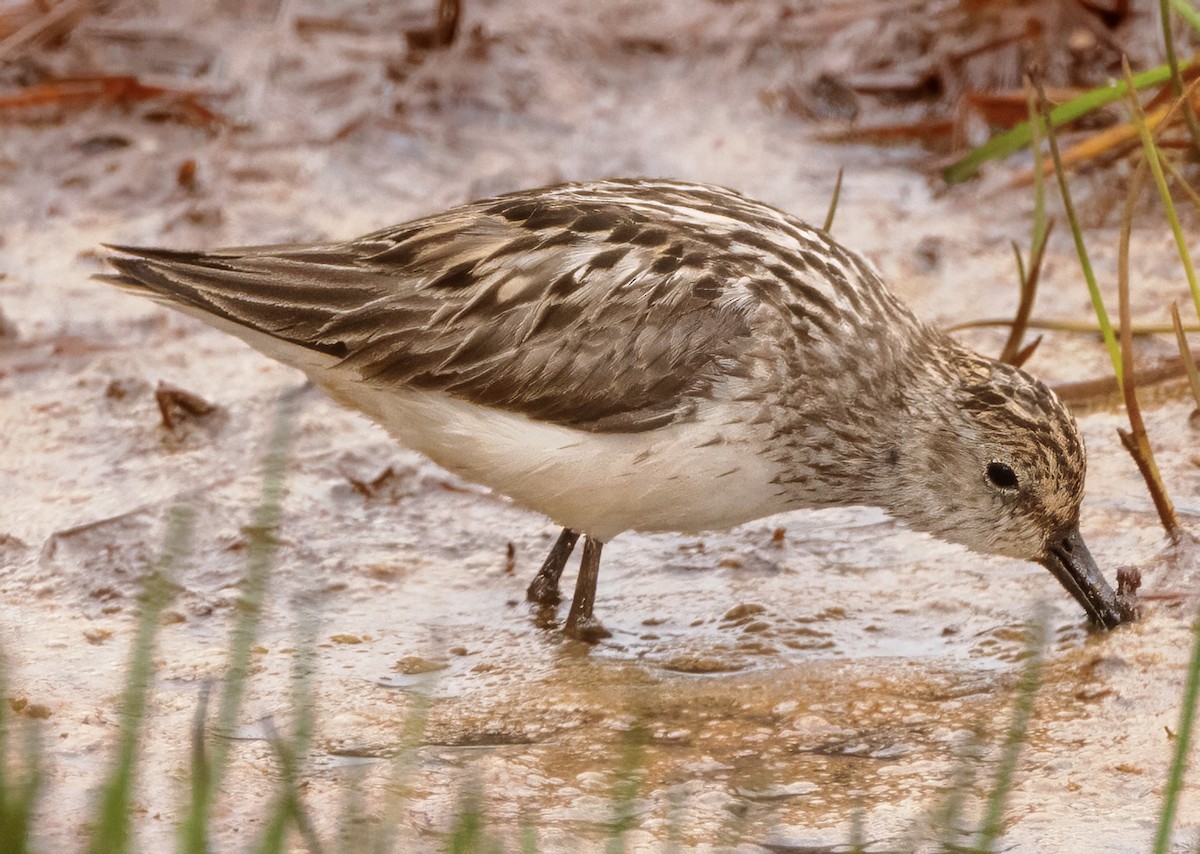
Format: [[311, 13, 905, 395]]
[[889, 352, 1125, 628]]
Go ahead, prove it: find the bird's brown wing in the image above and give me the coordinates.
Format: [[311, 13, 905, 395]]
[[103, 189, 761, 432]]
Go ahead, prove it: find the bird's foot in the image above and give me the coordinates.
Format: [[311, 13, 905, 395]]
[[564, 613, 612, 643], [526, 574, 561, 606], [524, 527, 579, 606]]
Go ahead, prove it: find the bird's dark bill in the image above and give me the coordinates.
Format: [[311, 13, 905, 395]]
[[1039, 527, 1124, 629]]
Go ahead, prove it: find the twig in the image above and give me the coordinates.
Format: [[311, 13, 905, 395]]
[[999, 225, 1051, 366], [948, 317, 1200, 334], [0, 0, 85, 63], [405, 0, 462, 49], [999, 80, 1053, 368], [1010, 336, 1042, 369], [1054, 352, 1200, 405]]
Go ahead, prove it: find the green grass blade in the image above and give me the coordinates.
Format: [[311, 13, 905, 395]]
[[1160, 0, 1200, 153], [1169, 0, 1200, 33], [943, 61, 1193, 183], [1170, 303, 1200, 408], [1159, 153, 1200, 212], [930, 736, 981, 850], [1154, 608, 1200, 852], [447, 778, 486, 853], [520, 823, 537, 854], [252, 616, 321, 854], [1037, 81, 1123, 385], [848, 807, 866, 852], [2, 729, 41, 854], [365, 664, 440, 854], [605, 721, 649, 853], [0, 660, 7, 847], [252, 718, 322, 854], [254, 784, 291, 854], [974, 609, 1048, 850], [179, 391, 298, 853], [336, 765, 370, 854], [1121, 60, 1200, 323], [89, 505, 195, 854], [0, 657, 42, 854], [662, 783, 685, 854], [181, 683, 213, 854]]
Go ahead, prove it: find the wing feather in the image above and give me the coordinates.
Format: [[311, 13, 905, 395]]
[[103, 182, 769, 432]]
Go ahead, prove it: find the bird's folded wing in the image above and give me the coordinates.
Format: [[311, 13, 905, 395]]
[[103, 198, 758, 433]]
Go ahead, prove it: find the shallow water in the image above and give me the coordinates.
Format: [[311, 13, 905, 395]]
[[1, 1, 1199, 851]]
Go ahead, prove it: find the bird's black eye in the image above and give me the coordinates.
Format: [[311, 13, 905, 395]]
[[986, 461, 1020, 490]]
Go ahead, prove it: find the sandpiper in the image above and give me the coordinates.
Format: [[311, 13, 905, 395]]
[[100, 178, 1129, 641]]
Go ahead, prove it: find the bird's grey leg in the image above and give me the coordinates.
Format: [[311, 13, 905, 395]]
[[564, 536, 611, 642], [526, 527, 580, 605]]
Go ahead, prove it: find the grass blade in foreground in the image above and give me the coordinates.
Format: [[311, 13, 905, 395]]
[[928, 737, 981, 850], [250, 615, 321, 854], [89, 505, 195, 854], [606, 720, 649, 854], [447, 778, 487, 853], [0, 657, 42, 854], [1154, 609, 1200, 853], [362, 674, 437, 854], [974, 609, 1048, 850], [180, 392, 298, 853]]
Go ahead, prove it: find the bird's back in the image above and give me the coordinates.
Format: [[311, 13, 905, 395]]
[[103, 179, 917, 435]]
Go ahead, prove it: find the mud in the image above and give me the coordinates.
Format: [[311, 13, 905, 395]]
[[1, 0, 1199, 851]]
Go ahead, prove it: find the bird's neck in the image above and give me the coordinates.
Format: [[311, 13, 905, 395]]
[[848, 337, 981, 528], [770, 328, 969, 514]]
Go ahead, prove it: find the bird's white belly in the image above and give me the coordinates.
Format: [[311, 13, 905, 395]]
[[181, 316, 789, 541], [328, 378, 787, 541]]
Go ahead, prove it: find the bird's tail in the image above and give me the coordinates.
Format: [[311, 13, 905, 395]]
[[98, 243, 371, 363]]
